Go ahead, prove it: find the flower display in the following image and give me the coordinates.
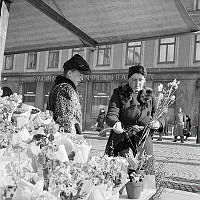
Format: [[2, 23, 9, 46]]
[[85, 155, 128, 187], [0, 88, 154, 200], [0, 93, 22, 122]]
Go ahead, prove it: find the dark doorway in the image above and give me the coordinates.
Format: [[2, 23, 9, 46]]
[[1, 86, 13, 97]]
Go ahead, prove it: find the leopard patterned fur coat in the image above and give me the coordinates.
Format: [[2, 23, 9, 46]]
[[47, 75, 82, 134]]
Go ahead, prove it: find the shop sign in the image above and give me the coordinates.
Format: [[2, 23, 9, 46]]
[[32, 74, 128, 82], [84, 74, 127, 81], [33, 75, 57, 82], [83, 74, 152, 81], [31, 73, 152, 82]]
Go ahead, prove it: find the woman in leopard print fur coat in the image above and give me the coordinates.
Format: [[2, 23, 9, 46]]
[[47, 54, 91, 134]]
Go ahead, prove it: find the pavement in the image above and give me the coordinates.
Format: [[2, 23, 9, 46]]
[[83, 131, 200, 198]]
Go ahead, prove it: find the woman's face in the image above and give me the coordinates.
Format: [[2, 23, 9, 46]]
[[128, 73, 145, 93], [66, 69, 83, 86]]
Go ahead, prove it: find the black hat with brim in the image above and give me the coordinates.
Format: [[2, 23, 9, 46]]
[[63, 54, 91, 75]]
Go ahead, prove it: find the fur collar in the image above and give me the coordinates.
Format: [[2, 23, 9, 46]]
[[118, 84, 153, 106], [54, 75, 77, 91]]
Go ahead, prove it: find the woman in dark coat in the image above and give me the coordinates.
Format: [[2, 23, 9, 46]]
[[184, 115, 192, 141], [173, 107, 185, 143], [105, 65, 165, 157], [96, 109, 106, 132]]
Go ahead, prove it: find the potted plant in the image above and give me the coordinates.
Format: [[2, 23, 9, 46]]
[[126, 150, 152, 175], [126, 170, 144, 199]]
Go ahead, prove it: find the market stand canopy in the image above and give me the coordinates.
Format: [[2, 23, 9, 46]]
[[4, 0, 200, 54]]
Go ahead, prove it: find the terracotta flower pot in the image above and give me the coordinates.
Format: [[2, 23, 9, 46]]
[[126, 181, 143, 199]]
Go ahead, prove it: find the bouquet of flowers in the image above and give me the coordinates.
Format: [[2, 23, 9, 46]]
[[86, 155, 128, 187], [154, 79, 180, 120], [48, 163, 92, 200], [0, 122, 15, 148], [56, 130, 92, 164], [33, 111, 53, 127], [0, 90, 22, 122], [138, 79, 180, 147], [12, 104, 38, 128]]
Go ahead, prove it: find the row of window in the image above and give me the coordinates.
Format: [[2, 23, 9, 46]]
[[4, 50, 60, 70], [4, 35, 200, 70]]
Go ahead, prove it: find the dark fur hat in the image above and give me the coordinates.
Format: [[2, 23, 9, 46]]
[[63, 54, 91, 75], [128, 65, 147, 79]]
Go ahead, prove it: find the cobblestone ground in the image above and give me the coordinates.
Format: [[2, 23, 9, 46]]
[[153, 142, 200, 193], [86, 137, 200, 193]]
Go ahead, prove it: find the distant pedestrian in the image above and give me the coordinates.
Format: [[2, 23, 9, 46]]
[[173, 107, 185, 143], [184, 115, 192, 141], [96, 108, 106, 132]]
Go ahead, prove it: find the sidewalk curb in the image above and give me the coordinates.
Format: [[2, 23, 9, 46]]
[[83, 134, 200, 147], [153, 140, 200, 147]]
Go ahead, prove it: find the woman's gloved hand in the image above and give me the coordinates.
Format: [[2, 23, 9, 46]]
[[113, 121, 124, 134], [149, 120, 161, 130]]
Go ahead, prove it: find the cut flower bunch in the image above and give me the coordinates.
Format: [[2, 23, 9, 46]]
[[139, 79, 180, 147]]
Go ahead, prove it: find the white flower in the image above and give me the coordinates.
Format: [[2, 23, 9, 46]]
[[168, 79, 180, 90], [157, 84, 163, 92], [170, 95, 175, 101]]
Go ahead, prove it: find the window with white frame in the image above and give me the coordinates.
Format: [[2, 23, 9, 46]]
[[4, 55, 14, 70], [27, 52, 37, 69], [48, 50, 59, 68], [194, 34, 200, 62], [158, 37, 176, 63], [72, 48, 84, 58], [125, 41, 141, 65], [97, 45, 111, 66], [195, 0, 200, 10]]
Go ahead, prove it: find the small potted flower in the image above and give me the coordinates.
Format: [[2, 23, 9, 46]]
[[126, 171, 144, 199], [126, 150, 152, 176]]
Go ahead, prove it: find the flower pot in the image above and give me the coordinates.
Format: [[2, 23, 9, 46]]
[[126, 181, 143, 199], [135, 170, 145, 191]]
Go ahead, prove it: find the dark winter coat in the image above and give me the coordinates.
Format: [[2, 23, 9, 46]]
[[174, 112, 185, 136], [47, 75, 82, 134], [105, 84, 165, 156]]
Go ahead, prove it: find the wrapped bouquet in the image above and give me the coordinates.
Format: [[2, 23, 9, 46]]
[[56, 131, 92, 164], [138, 79, 180, 147]]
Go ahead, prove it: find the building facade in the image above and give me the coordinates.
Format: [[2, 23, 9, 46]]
[[2, 1, 200, 135]]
